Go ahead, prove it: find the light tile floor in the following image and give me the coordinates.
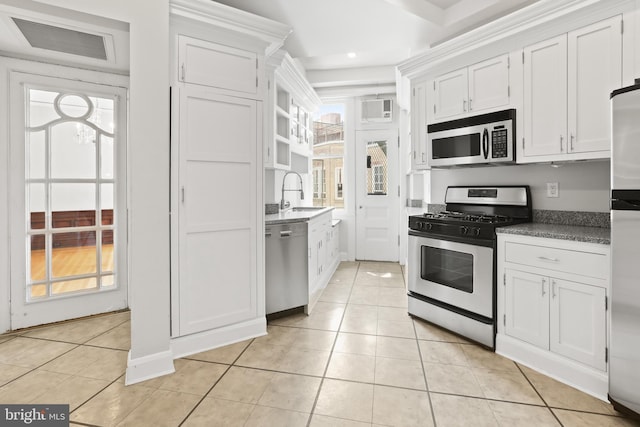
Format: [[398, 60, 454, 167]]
[[1, 261, 638, 426]]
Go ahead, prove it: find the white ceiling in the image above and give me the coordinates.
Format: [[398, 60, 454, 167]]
[[213, 0, 540, 85]]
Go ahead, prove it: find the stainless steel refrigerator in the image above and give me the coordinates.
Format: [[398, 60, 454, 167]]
[[609, 80, 640, 418]]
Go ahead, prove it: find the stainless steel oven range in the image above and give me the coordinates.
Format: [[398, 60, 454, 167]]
[[408, 186, 531, 349]]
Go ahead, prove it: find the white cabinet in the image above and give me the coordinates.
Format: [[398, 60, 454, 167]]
[[171, 32, 264, 338], [307, 213, 340, 312], [498, 233, 610, 396], [411, 81, 428, 169], [265, 51, 319, 171], [521, 16, 622, 162], [177, 35, 262, 98], [431, 55, 510, 122]]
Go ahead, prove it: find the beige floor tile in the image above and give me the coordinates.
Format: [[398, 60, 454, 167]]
[[186, 340, 251, 364], [474, 367, 544, 405], [183, 397, 254, 427], [430, 393, 499, 427], [376, 319, 415, 338], [23, 312, 129, 344], [488, 401, 560, 426], [344, 304, 378, 319], [341, 317, 378, 335], [70, 381, 155, 426], [0, 369, 70, 404], [319, 288, 351, 303], [235, 341, 288, 370], [245, 405, 310, 427], [413, 319, 465, 343], [552, 409, 639, 427], [349, 287, 380, 306], [377, 288, 409, 308], [143, 359, 227, 396], [419, 340, 469, 366], [85, 321, 130, 350], [326, 352, 375, 383], [41, 345, 127, 381], [375, 336, 420, 360], [115, 389, 200, 427], [520, 364, 620, 415], [41, 375, 110, 411], [334, 333, 377, 356], [310, 414, 372, 426], [372, 385, 433, 427], [257, 372, 321, 412], [0, 337, 76, 368], [423, 362, 484, 397], [270, 303, 345, 331], [277, 347, 331, 376], [461, 344, 519, 372], [293, 328, 336, 351], [374, 357, 426, 390], [0, 363, 30, 386], [377, 307, 411, 322], [208, 366, 274, 404], [254, 325, 299, 347], [315, 379, 374, 423]]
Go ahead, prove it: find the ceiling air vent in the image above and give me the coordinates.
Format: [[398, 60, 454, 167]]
[[12, 17, 107, 60]]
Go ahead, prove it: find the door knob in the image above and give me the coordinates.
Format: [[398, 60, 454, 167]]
[[359, 206, 363, 209]]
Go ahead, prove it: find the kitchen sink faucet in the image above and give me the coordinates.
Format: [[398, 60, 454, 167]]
[[280, 171, 305, 209]]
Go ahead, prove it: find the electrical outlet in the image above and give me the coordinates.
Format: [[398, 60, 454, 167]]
[[547, 182, 559, 198]]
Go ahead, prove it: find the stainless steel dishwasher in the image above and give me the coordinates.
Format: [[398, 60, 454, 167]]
[[265, 222, 308, 314]]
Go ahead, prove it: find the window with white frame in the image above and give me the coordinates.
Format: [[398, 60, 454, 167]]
[[312, 103, 345, 208], [335, 167, 343, 199], [373, 165, 384, 193]]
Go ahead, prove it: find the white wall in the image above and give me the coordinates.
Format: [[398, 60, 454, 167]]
[[33, 0, 172, 382], [429, 160, 610, 212]]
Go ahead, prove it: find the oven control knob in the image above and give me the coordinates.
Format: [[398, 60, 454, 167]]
[[426, 223, 433, 231], [460, 226, 469, 235], [473, 228, 481, 236]]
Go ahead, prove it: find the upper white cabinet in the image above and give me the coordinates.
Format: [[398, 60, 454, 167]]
[[177, 35, 263, 99], [265, 51, 319, 171], [521, 16, 622, 162], [411, 81, 428, 169], [431, 55, 510, 122]]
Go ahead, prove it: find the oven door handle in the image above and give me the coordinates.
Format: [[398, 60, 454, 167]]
[[482, 128, 489, 159]]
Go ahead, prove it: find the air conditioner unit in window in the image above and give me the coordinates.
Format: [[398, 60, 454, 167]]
[[361, 99, 393, 123]]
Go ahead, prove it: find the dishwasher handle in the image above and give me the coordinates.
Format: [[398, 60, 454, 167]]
[[280, 230, 292, 238]]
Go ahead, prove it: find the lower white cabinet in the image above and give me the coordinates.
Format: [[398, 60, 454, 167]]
[[497, 233, 610, 398], [307, 213, 340, 311], [504, 269, 607, 371]]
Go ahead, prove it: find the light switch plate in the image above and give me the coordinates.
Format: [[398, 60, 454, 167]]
[[547, 182, 559, 198]]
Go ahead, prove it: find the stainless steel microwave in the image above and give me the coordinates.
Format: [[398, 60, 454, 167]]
[[427, 109, 516, 168]]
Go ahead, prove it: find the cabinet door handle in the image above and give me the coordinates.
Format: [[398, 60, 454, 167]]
[[541, 278, 546, 296], [552, 280, 557, 298], [469, 98, 473, 111], [463, 99, 467, 112], [559, 135, 564, 151], [537, 256, 559, 262], [421, 153, 425, 162], [181, 63, 185, 81], [570, 133, 575, 151]]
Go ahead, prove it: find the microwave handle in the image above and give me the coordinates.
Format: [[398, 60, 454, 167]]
[[482, 128, 489, 159]]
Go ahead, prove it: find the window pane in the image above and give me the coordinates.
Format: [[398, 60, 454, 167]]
[[101, 274, 115, 288], [51, 184, 95, 223], [51, 122, 96, 179], [102, 230, 114, 273], [28, 183, 45, 230], [52, 277, 97, 295], [28, 89, 59, 128], [51, 231, 97, 278], [101, 183, 113, 224], [28, 130, 45, 179], [313, 104, 345, 208], [101, 135, 114, 179], [30, 234, 46, 282], [30, 284, 47, 299], [366, 140, 388, 195]]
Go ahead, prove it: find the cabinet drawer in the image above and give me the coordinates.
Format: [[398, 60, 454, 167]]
[[505, 242, 607, 279]]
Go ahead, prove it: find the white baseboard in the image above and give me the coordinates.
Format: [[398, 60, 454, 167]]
[[496, 333, 608, 401], [125, 349, 175, 385], [171, 317, 266, 360]]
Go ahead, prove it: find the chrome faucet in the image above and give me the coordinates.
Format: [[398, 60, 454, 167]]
[[280, 171, 305, 209]]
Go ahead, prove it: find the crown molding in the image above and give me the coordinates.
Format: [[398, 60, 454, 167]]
[[271, 49, 321, 110], [169, 0, 291, 56], [397, 0, 632, 79]]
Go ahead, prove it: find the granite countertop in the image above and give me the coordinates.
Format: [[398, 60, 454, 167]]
[[496, 223, 610, 245], [265, 207, 334, 225]]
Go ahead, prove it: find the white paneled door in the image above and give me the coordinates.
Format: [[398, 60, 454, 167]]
[[174, 87, 260, 336], [355, 129, 399, 262], [9, 72, 128, 329]]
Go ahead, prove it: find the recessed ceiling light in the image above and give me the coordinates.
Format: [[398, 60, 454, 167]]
[[347, 52, 356, 58]]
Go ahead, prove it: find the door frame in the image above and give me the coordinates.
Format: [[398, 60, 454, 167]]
[[355, 128, 400, 262], [1, 59, 129, 332]]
